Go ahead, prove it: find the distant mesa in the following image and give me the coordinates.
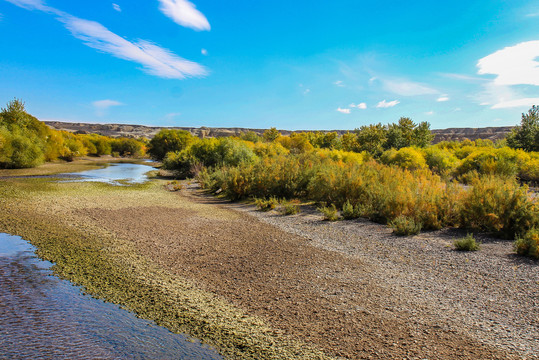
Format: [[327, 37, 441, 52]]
[[44, 121, 514, 144]]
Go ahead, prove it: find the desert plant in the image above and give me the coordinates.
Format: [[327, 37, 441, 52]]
[[319, 204, 340, 221], [255, 197, 279, 212], [514, 228, 539, 259], [454, 233, 480, 251], [460, 176, 538, 239], [389, 215, 422, 236], [341, 200, 361, 220], [279, 199, 300, 215]]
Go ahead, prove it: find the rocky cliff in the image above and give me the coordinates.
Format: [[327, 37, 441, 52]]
[[44, 121, 514, 144]]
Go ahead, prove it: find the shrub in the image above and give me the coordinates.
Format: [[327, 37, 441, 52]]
[[255, 197, 279, 212], [341, 200, 361, 220], [389, 215, 422, 236], [514, 228, 539, 259], [279, 199, 300, 215], [319, 204, 340, 221], [460, 176, 538, 239], [454, 234, 480, 251]]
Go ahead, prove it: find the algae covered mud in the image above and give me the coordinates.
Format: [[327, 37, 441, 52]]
[[0, 160, 328, 360], [0, 233, 222, 359]]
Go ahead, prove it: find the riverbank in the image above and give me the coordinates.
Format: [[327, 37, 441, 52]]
[[0, 161, 537, 359]]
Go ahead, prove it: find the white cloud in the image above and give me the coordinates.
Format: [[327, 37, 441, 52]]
[[6, 0, 208, 80], [437, 95, 449, 102], [92, 99, 123, 116], [336, 107, 351, 114], [425, 111, 434, 115], [61, 16, 207, 79], [376, 100, 400, 108], [165, 112, 181, 120], [112, 3, 121, 12], [334, 80, 344, 87], [201, 48, 207, 55], [383, 79, 437, 96], [491, 98, 539, 109], [525, 12, 539, 17], [477, 40, 539, 86], [5, 0, 49, 11], [349, 102, 367, 109], [303, 88, 311, 95], [158, 0, 210, 31]]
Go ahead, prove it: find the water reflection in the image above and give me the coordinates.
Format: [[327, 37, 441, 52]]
[[65, 162, 154, 185], [0, 233, 222, 359]]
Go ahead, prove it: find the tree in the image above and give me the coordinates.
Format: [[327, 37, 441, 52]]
[[148, 129, 194, 160], [354, 123, 387, 157], [262, 127, 281, 142], [506, 105, 539, 152]]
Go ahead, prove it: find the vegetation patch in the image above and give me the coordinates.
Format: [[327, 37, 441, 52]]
[[454, 234, 480, 252], [318, 204, 341, 221], [514, 228, 539, 259], [389, 215, 422, 236]]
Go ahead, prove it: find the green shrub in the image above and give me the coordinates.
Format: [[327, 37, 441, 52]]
[[318, 204, 340, 221], [460, 176, 538, 239], [255, 197, 279, 212], [279, 199, 300, 215], [454, 234, 480, 251], [514, 228, 539, 259], [341, 200, 361, 220], [389, 215, 422, 236]]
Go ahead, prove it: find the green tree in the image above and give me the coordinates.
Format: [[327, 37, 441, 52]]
[[354, 123, 387, 157], [262, 127, 281, 142], [506, 105, 539, 152], [148, 129, 194, 160]]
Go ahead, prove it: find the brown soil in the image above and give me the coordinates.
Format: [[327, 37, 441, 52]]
[[80, 188, 517, 360]]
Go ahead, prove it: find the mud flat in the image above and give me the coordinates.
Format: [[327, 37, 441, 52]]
[[0, 161, 537, 359]]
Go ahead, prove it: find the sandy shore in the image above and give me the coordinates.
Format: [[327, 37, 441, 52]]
[[1, 169, 537, 359]]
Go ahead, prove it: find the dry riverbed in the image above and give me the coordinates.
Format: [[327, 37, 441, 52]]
[[0, 162, 537, 359]]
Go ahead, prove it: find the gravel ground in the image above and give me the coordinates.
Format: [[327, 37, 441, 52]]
[[232, 200, 539, 359]]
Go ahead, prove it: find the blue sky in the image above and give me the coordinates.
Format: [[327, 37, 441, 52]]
[[0, 0, 538, 130]]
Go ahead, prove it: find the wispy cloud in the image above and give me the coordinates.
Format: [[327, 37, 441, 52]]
[[440, 73, 487, 82], [92, 99, 123, 116], [5, 0, 208, 79], [112, 3, 121, 12], [201, 48, 208, 55], [158, 0, 210, 31], [437, 95, 450, 102], [491, 98, 539, 109], [165, 112, 181, 120], [349, 103, 367, 109], [336, 107, 351, 114], [477, 40, 539, 86], [382, 79, 437, 96], [525, 12, 539, 17], [376, 100, 400, 108], [425, 111, 434, 115], [334, 80, 344, 87]]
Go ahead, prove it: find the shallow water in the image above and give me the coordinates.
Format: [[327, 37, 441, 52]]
[[0, 233, 223, 359], [65, 162, 154, 185]]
